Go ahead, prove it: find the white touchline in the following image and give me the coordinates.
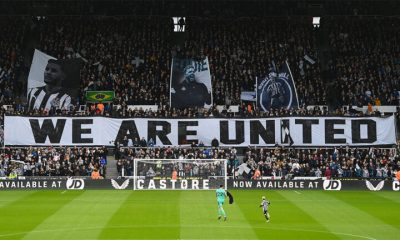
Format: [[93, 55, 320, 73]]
[[294, 191, 301, 194], [0, 224, 378, 240]]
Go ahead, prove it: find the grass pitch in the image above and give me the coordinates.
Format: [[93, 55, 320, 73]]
[[0, 190, 399, 240]]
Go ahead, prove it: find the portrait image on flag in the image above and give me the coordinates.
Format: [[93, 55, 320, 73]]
[[27, 49, 82, 111], [170, 57, 212, 109], [256, 61, 299, 111]]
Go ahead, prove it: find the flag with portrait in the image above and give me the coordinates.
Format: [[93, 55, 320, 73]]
[[256, 61, 299, 112], [170, 57, 212, 109], [27, 49, 82, 111]]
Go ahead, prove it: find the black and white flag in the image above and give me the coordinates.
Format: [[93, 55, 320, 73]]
[[304, 55, 316, 65], [170, 57, 212, 109], [0, 67, 6, 81], [240, 91, 257, 102], [27, 49, 82, 111], [281, 120, 294, 146], [256, 61, 299, 111]]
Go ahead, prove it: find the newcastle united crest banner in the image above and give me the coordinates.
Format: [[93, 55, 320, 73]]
[[170, 57, 212, 109], [257, 61, 299, 111], [4, 116, 397, 147]]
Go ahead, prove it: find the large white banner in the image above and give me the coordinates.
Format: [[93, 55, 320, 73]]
[[4, 116, 396, 147]]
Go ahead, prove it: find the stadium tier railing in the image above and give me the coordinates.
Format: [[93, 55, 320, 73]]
[[343, 105, 399, 114]]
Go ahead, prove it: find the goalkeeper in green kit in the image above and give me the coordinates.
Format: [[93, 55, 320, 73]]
[[216, 185, 227, 221]]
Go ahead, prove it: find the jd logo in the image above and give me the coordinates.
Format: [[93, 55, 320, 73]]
[[323, 180, 341, 190], [393, 181, 400, 191], [66, 178, 85, 190], [365, 180, 384, 191]]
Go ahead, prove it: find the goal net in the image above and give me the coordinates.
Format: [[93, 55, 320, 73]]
[[133, 159, 227, 190]]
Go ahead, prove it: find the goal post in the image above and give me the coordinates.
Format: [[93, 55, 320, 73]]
[[133, 159, 227, 190]]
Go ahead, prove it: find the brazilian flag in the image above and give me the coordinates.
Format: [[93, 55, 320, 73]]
[[86, 91, 115, 102]]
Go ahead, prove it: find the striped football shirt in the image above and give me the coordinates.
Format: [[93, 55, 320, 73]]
[[28, 87, 72, 111], [260, 199, 270, 211]]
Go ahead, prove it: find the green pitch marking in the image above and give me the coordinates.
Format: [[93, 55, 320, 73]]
[[0, 190, 83, 239], [24, 191, 131, 240], [330, 191, 400, 234], [279, 191, 399, 240], [99, 191, 181, 239], [0, 190, 399, 240], [0, 191, 34, 208], [179, 191, 259, 239], [235, 190, 339, 240], [374, 191, 400, 204]]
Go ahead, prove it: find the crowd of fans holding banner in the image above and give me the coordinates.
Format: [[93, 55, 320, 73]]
[[0, 10, 399, 180], [0, 16, 397, 117]]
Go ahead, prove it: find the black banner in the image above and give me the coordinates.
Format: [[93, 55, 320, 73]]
[[230, 180, 322, 189], [0, 179, 398, 191], [134, 178, 223, 190], [0, 180, 65, 190], [0, 179, 132, 190], [229, 179, 400, 191]]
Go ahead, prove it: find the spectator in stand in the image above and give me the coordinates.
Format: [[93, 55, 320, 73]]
[[139, 137, 147, 147], [148, 138, 155, 147], [96, 102, 104, 115], [252, 168, 261, 180], [91, 168, 101, 179], [324, 166, 332, 179]]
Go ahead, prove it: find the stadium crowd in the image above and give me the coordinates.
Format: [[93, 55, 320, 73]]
[[0, 17, 26, 107], [243, 145, 400, 179], [1, 143, 399, 179], [113, 143, 400, 180], [115, 146, 239, 177], [328, 17, 400, 107], [0, 147, 107, 178], [0, 15, 398, 117], [0, 3, 399, 180], [2, 15, 323, 112]]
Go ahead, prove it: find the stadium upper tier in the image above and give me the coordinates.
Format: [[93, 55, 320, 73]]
[[0, 15, 398, 117]]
